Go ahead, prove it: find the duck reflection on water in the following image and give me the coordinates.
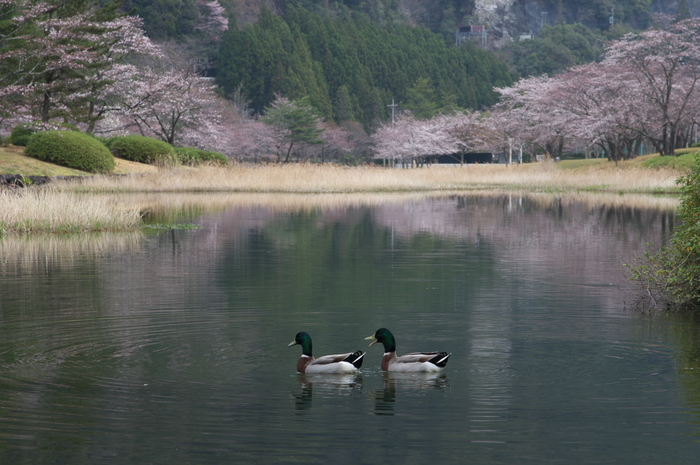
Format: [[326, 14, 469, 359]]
[[292, 373, 364, 410], [374, 371, 449, 416]]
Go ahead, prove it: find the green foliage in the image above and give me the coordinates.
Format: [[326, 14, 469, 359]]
[[628, 153, 700, 312], [175, 147, 229, 166], [404, 77, 441, 119], [642, 151, 698, 170], [504, 24, 606, 77], [108, 135, 176, 166], [122, 0, 200, 40], [676, 0, 692, 22], [25, 130, 115, 173], [670, 154, 700, 307], [11, 123, 81, 147], [262, 97, 325, 162], [553, 0, 651, 31], [9, 125, 36, 147], [217, 5, 512, 128]]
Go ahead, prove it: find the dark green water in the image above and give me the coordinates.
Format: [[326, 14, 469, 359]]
[[1, 193, 697, 464]]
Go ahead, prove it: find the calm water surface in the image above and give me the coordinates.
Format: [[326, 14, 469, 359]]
[[1, 192, 698, 464]]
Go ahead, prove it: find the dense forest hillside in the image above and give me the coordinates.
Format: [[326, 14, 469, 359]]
[[117, 0, 697, 126], [123, 0, 697, 46], [216, 5, 512, 127]]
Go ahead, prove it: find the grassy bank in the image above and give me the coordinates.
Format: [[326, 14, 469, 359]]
[[0, 145, 158, 176], [0, 145, 695, 234]]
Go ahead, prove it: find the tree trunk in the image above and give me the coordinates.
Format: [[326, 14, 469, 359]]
[[284, 140, 294, 163], [41, 92, 52, 123]]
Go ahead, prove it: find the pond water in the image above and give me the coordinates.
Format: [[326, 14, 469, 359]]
[[1, 192, 699, 464]]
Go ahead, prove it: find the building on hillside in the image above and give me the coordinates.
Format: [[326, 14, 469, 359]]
[[455, 25, 487, 48]]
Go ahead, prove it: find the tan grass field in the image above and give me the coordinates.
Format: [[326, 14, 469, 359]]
[[59, 162, 685, 195]]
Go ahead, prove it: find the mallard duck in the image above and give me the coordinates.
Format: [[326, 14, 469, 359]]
[[288, 332, 365, 374], [365, 328, 450, 372]]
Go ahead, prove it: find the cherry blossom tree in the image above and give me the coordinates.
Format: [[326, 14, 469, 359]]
[[194, 0, 228, 40], [542, 62, 649, 163], [600, 19, 700, 156], [479, 108, 528, 164], [438, 112, 495, 158], [223, 119, 279, 162], [177, 92, 240, 155], [108, 64, 221, 145], [372, 114, 462, 166], [0, 0, 160, 131], [493, 75, 578, 161], [483, 20, 700, 161], [318, 122, 354, 163]]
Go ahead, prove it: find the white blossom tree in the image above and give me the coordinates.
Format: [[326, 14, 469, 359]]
[[0, 0, 160, 131], [603, 19, 700, 155], [493, 75, 578, 160], [109, 64, 221, 145], [372, 114, 462, 166]]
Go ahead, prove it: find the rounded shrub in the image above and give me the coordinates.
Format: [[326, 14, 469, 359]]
[[10, 124, 37, 146], [198, 150, 229, 166], [25, 130, 115, 173], [175, 146, 229, 166], [10, 122, 80, 146], [109, 135, 176, 166]]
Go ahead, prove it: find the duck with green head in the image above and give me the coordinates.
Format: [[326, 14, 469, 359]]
[[288, 332, 365, 374], [365, 328, 450, 372]]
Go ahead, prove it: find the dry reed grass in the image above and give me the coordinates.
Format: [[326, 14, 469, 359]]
[[0, 188, 142, 234], [1, 162, 683, 235], [58, 162, 684, 194]]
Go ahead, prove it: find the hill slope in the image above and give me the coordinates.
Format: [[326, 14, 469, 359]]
[[0, 146, 157, 176]]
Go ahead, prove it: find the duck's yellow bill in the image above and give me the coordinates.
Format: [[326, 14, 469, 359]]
[[287, 340, 298, 347], [365, 335, 377, 346]]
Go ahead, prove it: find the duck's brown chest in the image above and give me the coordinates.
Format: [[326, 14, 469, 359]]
[[381, 352, 396, 371]]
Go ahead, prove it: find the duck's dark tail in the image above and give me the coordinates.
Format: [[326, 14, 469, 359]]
[[429, 352, 451, 368], [345, 351, 365, 369]]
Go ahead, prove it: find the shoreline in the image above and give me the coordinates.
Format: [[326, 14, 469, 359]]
[[0, 162, 687, 235]]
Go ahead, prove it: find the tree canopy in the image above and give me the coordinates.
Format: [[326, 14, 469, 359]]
[[216, 4, 513, 128], [501, 23, 606, 78]]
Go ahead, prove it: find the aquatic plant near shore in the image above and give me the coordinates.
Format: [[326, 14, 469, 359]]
[[0, 189, 142, 234]]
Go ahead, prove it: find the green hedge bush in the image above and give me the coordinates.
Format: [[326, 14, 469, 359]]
[[10, 122, 79, 146], [175, 147, 229, 166], [10, 125, 37, 146], [108, 135, 176, 166], [25, 130, 115, 173]]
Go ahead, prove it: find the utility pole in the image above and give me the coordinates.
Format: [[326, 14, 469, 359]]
[[609, 5, 615, 26], [388, 99, 398, 124]]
